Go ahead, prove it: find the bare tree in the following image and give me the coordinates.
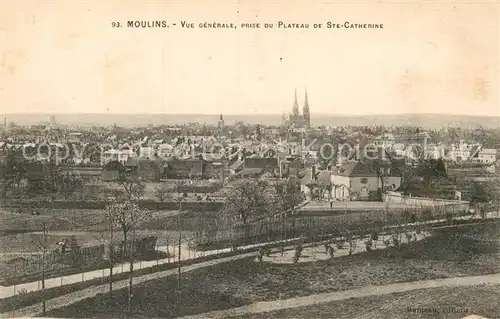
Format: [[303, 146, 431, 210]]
[[153, 184, 172, 203], [31, 222, 49, 316], [271, 178, 303, 255], [221, 179, 268, 225], [118, 170, 145, 201], [74, 182, 102, 203], [106, 201, 151, 312], [173, 180, 187, 314]]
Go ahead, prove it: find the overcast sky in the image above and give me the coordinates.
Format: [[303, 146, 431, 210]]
[[1, 0, 498, 116]]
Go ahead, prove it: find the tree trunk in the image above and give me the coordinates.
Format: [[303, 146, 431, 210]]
[[41, 224, 47, 316], [379, 175, 385, 201], [127, 229, 135, 313], [109, 243, 114, 296], [128, 258, 133, 312], [123, 231, 127, 260], [177, 200, 182, 314], [109, 222, 114, 297]]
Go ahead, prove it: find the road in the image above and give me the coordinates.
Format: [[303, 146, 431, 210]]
[[180, 273, 500, 319]]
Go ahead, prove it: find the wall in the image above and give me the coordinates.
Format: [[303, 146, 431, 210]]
[[350, 176, 378, 200], [384, 192, 469, 210], [331, 175, 350, 200], [381, 176, 402, 190], [333, 184, 349, 201]]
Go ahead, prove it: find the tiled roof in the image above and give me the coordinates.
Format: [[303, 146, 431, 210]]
[[236, 168, 263, 176], [300, 169, 331, 186], [334, 161, 377, 177]]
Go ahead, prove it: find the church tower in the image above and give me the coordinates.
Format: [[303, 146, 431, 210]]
[[217, 114, 225, 141], [303, 88, 310, 128], [292, 88, 299, 116]]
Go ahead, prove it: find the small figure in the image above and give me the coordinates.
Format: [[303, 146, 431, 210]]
[[329, 200, 333, 209], [328, 246, 335, 259], [293, 245, 302, 263], [405, 232, 412, 243], [336, 239, 345, 249], [257, 247, 265, 262], [324, 243, 330, 255], [57, 241, 67, 254], [264, 247, 271, 257], [365, 238, 373, 252]]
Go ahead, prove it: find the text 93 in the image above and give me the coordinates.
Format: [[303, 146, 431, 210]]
[[111, 22, 122, 28]]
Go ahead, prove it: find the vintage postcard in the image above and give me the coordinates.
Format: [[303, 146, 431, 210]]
[[0, 0, 499, 318]]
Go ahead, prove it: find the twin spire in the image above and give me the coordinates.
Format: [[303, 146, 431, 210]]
[[293, 88, 309, 116]]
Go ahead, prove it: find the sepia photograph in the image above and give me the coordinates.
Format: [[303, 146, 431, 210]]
[[0, 0, 499, 318]]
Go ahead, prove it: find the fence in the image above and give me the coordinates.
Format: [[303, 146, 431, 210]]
[[5, 209, 498, 298], [384, 192, 470, 209], [194, 203, 470, 250], [2, 199, 224, 211], [3, 237, 158, 284]]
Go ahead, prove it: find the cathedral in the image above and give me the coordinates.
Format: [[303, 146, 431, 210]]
[[282, 89, 311, 129]]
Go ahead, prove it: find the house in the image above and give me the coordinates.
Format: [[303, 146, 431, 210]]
[[125, 158, 163, 182], [138, 146, 156, 160], [157, 143, 175, 159], [230, 157, 280, 178], [373, 133, 397, 149], [101, 161, 125, 182], [477, 148, 497, 164], [331, 161, 380, 201], [244, 157, 279, 174], [59, 166, 102, 182], [449, 141, 478, 163], [102, 149, 134, 165], [300, 166, 332, 200], [162, 156, 229, 180], [368, 158, 403, 192], [279, 155, 302, 178], [164, 159, 203, 179], [202, 159, 229, 182]]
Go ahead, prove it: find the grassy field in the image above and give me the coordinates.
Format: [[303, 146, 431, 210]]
[[0, 208, 221, 252], [45, 221, 500, 318], [234, 284, 500, 319], [0, 208, 213, 282]]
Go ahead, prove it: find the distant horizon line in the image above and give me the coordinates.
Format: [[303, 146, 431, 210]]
[[2, 112, 499, 118]]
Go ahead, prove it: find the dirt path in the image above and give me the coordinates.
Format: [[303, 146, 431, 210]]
[[179, 273, 500, 319], [0, 251, 256, 318]]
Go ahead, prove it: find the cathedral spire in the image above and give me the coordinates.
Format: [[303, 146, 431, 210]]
[[303, 88, 309, 112], [292, 88, 299, 116], [303, 87, 310, 128]]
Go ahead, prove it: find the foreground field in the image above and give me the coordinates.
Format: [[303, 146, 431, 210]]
[[45, 222, 500, 318], [0, 208, 211, 283], [0, 207, 223, 253], [234, 284, 500, 319]]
